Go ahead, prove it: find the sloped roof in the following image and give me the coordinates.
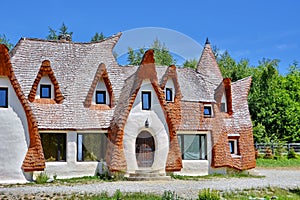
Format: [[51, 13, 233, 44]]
[[10, 34, 237, 132], [10, 33, 128, 130], [196, 39, 223, 88]]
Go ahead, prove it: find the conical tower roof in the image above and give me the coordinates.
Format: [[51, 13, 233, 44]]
[[196, 38, 223, 87]]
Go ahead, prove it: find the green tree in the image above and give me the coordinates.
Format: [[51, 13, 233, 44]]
[[183, 58, 198, 69], [91, 32, 105, 42], [47, 23, 73, 40], [0, 34, 13, 50], [127, 39, 176, 66], [217, 50, 300, 143]]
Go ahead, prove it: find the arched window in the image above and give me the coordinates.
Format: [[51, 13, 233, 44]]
[[166, 88, 173, 102]]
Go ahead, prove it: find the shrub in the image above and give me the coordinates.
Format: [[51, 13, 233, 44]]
[[198, 188, 220, 200], [161, 190, 183, 200], [35, 172, 49, 184], [113, 189, 123, 200], [263, 147, 274, 159], [274, 143, 285, 159], [287, 148, 298, 159]]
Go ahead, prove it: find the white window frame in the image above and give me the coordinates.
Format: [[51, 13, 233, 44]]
[[203, 104, 213, 117], [77, 132, 108, 162], [221, 92, 227, 112]]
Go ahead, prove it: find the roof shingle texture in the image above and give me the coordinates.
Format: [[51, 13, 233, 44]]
[[10, 36, 216, 130]]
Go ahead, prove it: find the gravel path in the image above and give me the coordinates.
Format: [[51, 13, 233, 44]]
[[0, 168, 299, 199]]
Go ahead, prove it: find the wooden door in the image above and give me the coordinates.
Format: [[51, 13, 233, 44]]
[[136, 131, 155, 168]]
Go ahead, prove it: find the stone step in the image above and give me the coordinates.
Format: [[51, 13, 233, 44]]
[[127, 176, 171, 181], [127, 169, 171, 181], [129, 172, 166, 178]]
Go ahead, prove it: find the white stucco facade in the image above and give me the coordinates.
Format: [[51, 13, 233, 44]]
[[39, 130, 107, 179], [123, 80, 169, 173], [0, 77, 30, 183]]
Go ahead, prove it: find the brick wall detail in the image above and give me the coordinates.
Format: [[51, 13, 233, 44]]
[[0, 44, 45, 172]]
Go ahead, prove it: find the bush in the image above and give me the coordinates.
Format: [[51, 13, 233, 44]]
[[161, 190, 183, 200], [287, 148, 298, 159], [198, 188, 220, 200], [263, 147, 274, 159], [274, 143, 286, 159], [35, 172, 49, 184], [113, 189, 123, 200]]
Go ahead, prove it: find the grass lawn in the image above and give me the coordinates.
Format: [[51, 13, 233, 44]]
[[43, 187, 300, 200], [256, 158, 300, 168]]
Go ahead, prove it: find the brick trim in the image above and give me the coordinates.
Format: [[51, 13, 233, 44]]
[[0, 44, 45, 172], [106, 50, 182, 172], [28, 60, 64, 104], [84, 63, 115, 109]]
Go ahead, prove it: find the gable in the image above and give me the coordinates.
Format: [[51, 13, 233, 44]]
[[28, 60, 64, 104], [84, 63, 115, 109]]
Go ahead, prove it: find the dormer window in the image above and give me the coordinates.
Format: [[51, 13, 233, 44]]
[[0, 87, 8, 108], [142, 91, 151, 110], [166, 88, 173, 102], [204, 105, 213, 117], [96, 91, 106, 104], [40, 84, 51, 98], [221, 93, 227, 112]]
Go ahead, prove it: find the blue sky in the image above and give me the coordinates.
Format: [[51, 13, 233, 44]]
[[1, 0, 300, 74]]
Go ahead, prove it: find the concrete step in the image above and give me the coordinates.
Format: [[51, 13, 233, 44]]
[[128, 169, 171, 181], [127, 176, 171, 181]]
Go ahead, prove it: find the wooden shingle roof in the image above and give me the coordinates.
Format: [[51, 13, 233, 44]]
[[10, 33, 123, 130]]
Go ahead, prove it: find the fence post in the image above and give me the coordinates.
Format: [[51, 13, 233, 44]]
[[288, 143, 290, 153]]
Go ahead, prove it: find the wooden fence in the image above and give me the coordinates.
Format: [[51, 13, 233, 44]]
[[254, 143, 300, 154]]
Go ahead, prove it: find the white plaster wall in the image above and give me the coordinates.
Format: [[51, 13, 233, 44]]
[[175, 160, 209, 176], [92, 79, 109, 105], [0, 77, 30, 183], [42, 131, 104, 179], [36, 76, 54, 99], [124, 79, 169, 173], [165, 78, 175, 101]]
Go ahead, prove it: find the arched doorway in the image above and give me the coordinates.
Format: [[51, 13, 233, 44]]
[[135, 131, 155, 168]]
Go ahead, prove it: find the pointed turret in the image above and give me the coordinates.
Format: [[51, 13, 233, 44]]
[[196, 38, 223, 87]]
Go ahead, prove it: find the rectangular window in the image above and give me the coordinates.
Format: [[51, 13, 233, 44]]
[[77, 133, 107, 161], [228, 139, 239, 155], [0, 88, 8, 108], [40, 84, 51, 98], [204, 105, 212, 117], [96, 91, 106, 104], [142, 91, 151, 110], [40, 133, 66, 161], [178, 134, 207, 160], [221, 103, 226, 112], [166, 88, 173, 102]]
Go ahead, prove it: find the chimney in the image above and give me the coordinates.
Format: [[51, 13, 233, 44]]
[[58, 34, 72, 42]]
